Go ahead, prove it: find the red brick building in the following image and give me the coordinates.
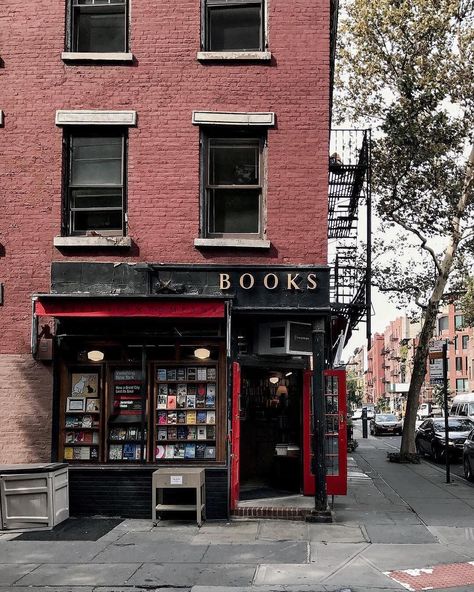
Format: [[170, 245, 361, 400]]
[[1, 0, 364, 518]]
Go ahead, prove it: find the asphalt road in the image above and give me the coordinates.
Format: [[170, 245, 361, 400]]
[[352, 422, 472, 485]]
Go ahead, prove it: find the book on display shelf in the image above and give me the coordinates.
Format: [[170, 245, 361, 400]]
[[204, 446, 216, 459], [167, 411, 177, 424], [167, 369, 177, 381], [196, 444, 206, 459], [177, 426, 188, 440], [157, 427, 167, 441], [187, 367, 197, 381], [165, 444, 175, 459], [64, 446, 73, 460], [168, 384, 177, 397], [157, 368, 167, 381], [197, 426, 207, 440], [86, 398, 100, 412], [177, 383, 187, 397], [156, 445, 165, 459], [187, 384, 197, 396], [157, 411, 167, 425], [197, 368, 207, 381], [168, 426, 177, 440], [185, 443, 196, 459], [176, 393, 186, 409], [158, 383, 168, 396], [177, 410, 186, 424], [186, 394, 196, 408], [157, 394, 167, 409], [174, 444, 185, 459], [177, 367, 186, 381], [197, 411, 207, 424], [207, 367, 217, 381], [207, 425, 216, 440], [109, 444, 123, 460], [187, 410, 197, 424], [206, 411, 216, 425], [167, 395, 176, 409], [187, 426, 197, 440]]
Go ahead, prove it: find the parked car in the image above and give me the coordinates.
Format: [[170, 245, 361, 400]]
[[450, 393, 474, 422], [463, 428, 474, 481], [370, 413, 403, 436], [415, 416, 474, 463], [417, 402, 442, 420]]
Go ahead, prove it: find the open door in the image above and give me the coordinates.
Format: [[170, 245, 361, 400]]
[[230, 361, 241, 510], [303, 368, 347, 496]]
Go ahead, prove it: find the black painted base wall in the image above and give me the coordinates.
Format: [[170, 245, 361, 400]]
[[69, 467, 228, 520]]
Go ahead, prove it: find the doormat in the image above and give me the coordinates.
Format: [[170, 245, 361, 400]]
[[240, 486, 295, 501], [14, 517, 123, 541]]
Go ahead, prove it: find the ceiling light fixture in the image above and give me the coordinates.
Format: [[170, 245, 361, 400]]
[[87, 350, 104, 362], [269, 376, 279, 384], [194, 347, 211, 360], [285, 371, 293, 377]]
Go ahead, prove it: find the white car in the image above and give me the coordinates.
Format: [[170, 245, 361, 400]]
[[352, 408, 363, 420], [352, 406, 374, 420]]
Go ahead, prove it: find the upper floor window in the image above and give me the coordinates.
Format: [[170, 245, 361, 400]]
[[202, 133, 265, 238], [204, 0, 264, 51], [462, 335, 469, 349], [455, 314, 465, 330], [438, 316, 449, 332], [71, 0, 128, 53], [65, 129, 126, 236]]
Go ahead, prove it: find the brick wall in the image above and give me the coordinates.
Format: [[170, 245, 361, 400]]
[[0, 0, 330, 463], [0, 355, 52, 462]]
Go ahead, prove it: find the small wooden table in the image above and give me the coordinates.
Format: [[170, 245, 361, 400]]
[[152, 467, 206, 527]]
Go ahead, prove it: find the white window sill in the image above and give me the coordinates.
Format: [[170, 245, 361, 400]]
[[194, 238, 271, 249], [54, 236, 132, 248], [61, 52, 134, 63], [197, 51, 272, 61]]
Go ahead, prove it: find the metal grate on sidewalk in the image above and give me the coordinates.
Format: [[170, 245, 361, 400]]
[[385, 561, 474, 591]]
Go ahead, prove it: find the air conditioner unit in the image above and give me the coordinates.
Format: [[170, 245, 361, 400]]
[[258, 322, 312, 356]]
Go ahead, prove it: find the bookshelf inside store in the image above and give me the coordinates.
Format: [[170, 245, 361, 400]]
[[154, 363, 217, 461], [107, 366, 147, 462], [62, 367, 102, 462]]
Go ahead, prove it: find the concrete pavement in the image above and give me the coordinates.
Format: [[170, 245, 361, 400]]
[[0, 430, 473, 592]]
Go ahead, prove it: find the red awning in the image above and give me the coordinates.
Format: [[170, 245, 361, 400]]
[[35, 299, 225, 318]]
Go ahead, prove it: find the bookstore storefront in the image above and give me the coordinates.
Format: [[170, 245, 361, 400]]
[[34, 263, 330, 519]]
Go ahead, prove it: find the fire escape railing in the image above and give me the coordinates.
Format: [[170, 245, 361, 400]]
[[329, 129, 371, 354]]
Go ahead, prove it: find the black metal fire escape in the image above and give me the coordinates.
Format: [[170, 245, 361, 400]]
[[328, 128, 372, 358]]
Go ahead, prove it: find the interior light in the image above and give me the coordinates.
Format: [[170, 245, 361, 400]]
[[269, 376, 279, 384], [87, 350, 104, 362], [285, 371, 293, 377], [194, 348, 211, 360]]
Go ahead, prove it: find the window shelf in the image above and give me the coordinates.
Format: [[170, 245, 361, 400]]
[[194, 238, 271, 249], [54, 236, 132, 248], [62, 52, 134, 63], [197, 51, 272, 61]]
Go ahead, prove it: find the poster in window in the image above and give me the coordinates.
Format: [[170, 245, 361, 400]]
[[71, 373, 98, 397], [86, 398, 100, 412], [66, 397, 86, 412]]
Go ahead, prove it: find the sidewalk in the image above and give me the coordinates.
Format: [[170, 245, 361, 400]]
[[1, 433, 474, 592]]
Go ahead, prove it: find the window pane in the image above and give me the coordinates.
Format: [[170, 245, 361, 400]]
[[76, 10, 125, 52], [71, 136, 122, 186], [438, 316, 449, 332], [208, 6, 261, 51], [209, 143, 259, 185], [72, 209, 123, 232], [71, 188, 123, 209], [209, 188, 259, 234]]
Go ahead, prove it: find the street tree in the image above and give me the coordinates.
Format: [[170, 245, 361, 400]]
[[337, 0, 474, 459]]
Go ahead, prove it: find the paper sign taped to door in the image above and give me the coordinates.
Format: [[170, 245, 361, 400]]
[[170, 475, 183, 485]]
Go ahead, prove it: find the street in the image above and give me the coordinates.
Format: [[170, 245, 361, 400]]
[[353, 423, 473, 485]]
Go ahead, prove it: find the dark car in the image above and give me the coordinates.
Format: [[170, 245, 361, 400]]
[[370, 413, 402, 436], [415, 417, 474, 463], [463, 428, 474, 481]]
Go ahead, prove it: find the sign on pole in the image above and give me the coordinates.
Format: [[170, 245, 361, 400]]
[[429, 340, 446, 385]]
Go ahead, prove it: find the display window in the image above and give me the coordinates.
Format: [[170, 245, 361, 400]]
[[57, 333, 226, 464]]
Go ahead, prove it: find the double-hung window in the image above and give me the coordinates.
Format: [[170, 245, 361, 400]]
[[204, 134, 264, 237], [65, 130, 126, 236], [71, 0, 128, 53], [204, 0, 264, 51]]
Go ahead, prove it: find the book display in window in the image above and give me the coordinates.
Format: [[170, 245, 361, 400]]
[[63, 371, 101, 462], [154, 364, 217, 461], [107, 368, 146, 461]]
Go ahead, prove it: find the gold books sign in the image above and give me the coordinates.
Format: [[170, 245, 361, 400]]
[[219, 272, 319, 291]]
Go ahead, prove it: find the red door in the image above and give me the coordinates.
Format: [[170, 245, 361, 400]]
[[303, 369, 347, 496], [230, 361, 241, 510]]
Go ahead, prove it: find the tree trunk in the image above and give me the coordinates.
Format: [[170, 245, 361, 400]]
[[399, 145, 474, 459]]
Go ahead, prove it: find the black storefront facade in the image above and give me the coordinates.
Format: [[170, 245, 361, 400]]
[[34, 262, 330, 519]]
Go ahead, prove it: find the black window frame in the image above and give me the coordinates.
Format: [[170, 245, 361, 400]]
[[63, 128, 127, 237], [203, 0, 265, 52], [68, 0, 129, 53], [456, 356, 463, 371], [201, 129, 266, 239]]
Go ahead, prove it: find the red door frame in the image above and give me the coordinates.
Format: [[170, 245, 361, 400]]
[[230, 361, 241, 511], [303, 368, 347, 496]]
